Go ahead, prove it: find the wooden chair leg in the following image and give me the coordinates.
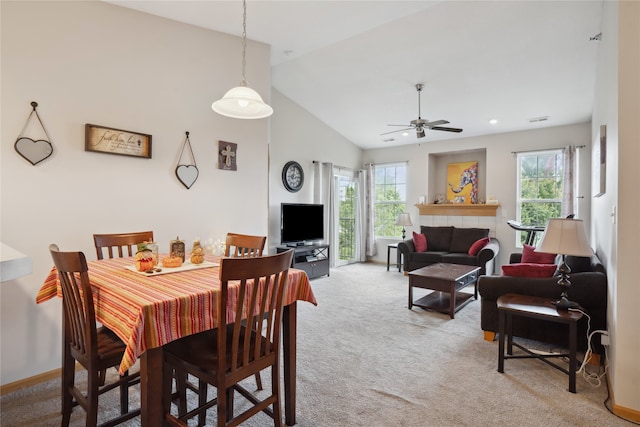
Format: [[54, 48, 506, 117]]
[[272, 366, 282, 427], [61, 349, 74, 426], [255, 373, 263, 390], [197, 380, 207, 426], [87, 370, 99, 427]]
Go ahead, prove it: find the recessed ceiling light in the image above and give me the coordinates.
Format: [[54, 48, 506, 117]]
[[489, 119, 498, 125], [402, 131, 409, 136]]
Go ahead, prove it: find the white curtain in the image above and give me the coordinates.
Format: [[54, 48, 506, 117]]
[[365, 163, 377, 257], [562, 145, 576, 217], [355, 169, 367, 262], [314, 162, 336, 267]]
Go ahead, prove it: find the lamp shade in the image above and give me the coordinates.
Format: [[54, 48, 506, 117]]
[[212, 85, 273, 119], [395, 213, 413, 227], [535, 218, 593, 257]]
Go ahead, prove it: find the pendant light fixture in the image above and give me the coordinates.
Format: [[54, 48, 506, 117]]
[[212, 0, 273, 119]]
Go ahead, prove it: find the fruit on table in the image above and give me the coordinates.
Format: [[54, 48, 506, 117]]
[[162, 256, 183, 268], [135, 246, 155, 272]]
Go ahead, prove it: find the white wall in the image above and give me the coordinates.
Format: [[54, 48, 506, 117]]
[[363, 123, 592, 266], [1, 1, 271, 385], [591, 0, 640, 414], [268, 89, 363, 252]]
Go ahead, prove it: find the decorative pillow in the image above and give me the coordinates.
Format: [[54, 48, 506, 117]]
[[502, 263, 557, 278], [468, 237, 490, 256], [521, 244, 557, 264], [412, 232, 427, 252], [450, 228, 490, 253]]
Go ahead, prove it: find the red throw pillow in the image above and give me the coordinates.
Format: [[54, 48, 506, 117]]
[[412, 232, 427, 252], [502, 263, 557, 278], [521, 244, 557, 264], [468, 237, 490, 256]]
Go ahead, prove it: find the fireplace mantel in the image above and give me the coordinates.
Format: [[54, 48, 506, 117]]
[[416, 203, 500, 217]]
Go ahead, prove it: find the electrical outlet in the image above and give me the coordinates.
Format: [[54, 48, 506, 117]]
[[601, 333, 610, 346]]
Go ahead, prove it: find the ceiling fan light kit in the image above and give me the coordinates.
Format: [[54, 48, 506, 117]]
[[381, 83, 462, 139], [212, 0, 273, 120]]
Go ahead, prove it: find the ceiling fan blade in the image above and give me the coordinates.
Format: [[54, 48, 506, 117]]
[[431, 126, 463, 133], [380, 128, 412, 136], [424, 120, 449, 127], [386, 124, 413, 127]]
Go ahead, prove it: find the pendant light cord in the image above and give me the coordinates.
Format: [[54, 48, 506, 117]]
[[241, 0, 248, 87]]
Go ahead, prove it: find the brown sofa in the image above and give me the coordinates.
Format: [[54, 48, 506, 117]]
[[397, 226, 500, 275], [477, 253, 607, 353]]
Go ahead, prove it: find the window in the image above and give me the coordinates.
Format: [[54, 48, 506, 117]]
[[336, 175, 357, 264], [516, 150, 563, 245], [374, 163, 407, 238]]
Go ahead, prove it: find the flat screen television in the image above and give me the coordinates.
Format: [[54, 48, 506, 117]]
[[281, 203, 324, 246]]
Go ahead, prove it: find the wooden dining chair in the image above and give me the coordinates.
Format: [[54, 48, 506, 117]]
[[162, 249, 294, 427], [93, 231, 154, 260], [49, 244, 140, 427], [224, 232, 266, 258], [224, 232, 268, 389]]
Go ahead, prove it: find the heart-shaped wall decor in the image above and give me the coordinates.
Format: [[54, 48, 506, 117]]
[[14, 137, 54, 166], [175, 164, 199, 189]]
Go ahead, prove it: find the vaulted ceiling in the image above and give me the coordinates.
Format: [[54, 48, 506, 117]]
[[106, 1, 603, 149]]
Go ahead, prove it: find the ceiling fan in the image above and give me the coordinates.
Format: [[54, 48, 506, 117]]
[[381, 84, 463, 139]]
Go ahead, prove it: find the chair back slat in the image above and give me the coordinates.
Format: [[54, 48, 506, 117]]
[[49, 244, 97, 363], [218, 250, 293, 375], [224, 233, 266, 258], [93, 231, 154, 260]]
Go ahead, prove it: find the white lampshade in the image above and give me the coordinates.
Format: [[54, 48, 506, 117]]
[[212, 85, 273, 119], [535, 218, 593, 257], [211, 0, 273, 120], [395, 213, 413, 227]]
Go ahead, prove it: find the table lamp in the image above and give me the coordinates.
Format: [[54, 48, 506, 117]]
[[535, 218, 593, 310], [396, 213, 413, 240]]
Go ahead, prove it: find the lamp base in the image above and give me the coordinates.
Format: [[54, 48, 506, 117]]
[[552, 296, 580, 310]]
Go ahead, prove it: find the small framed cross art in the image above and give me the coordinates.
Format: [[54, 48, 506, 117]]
[[218, 141, 237, 171]]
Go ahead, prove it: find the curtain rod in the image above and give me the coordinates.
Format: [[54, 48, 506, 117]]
[[312, 160, 351, 170], [363, 161, 409, 167], [511, 145, 585, 156]]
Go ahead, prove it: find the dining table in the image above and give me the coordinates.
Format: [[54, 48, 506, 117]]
[[36, 253, 317, 426]]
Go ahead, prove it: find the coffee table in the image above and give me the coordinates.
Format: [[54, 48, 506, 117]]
[[408, 263, 481, 319]]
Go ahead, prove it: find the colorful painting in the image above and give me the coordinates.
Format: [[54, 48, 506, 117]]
[[447, 161, 478, 204]]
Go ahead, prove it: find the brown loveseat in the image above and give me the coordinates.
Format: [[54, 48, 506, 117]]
[[477, 253, 607, 353], [397, 226, 500, 275]]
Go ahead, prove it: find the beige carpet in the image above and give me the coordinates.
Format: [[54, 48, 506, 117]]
[[1, 262, 632, 426]]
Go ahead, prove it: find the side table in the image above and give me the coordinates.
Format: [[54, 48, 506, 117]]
[[497, 293, 583, 393], [387, 243, 401, 272]]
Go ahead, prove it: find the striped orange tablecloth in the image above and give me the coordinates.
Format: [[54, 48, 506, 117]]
[[36, 255, 317, 374]]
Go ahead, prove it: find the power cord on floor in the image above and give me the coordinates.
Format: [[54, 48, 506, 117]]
[[568, 308, 640, 425], [568, 308, 608, 387], [603, 368, 640, 425]]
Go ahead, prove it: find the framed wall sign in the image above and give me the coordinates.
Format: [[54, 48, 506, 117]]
[[593, 124, 606, 197], [85, 124, 152, 159]]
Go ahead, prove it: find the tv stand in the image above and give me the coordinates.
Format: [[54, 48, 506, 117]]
[[277, 243, 330, 279]]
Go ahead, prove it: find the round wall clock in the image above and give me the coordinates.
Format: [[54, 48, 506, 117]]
[[282, 161, 304, 192]]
